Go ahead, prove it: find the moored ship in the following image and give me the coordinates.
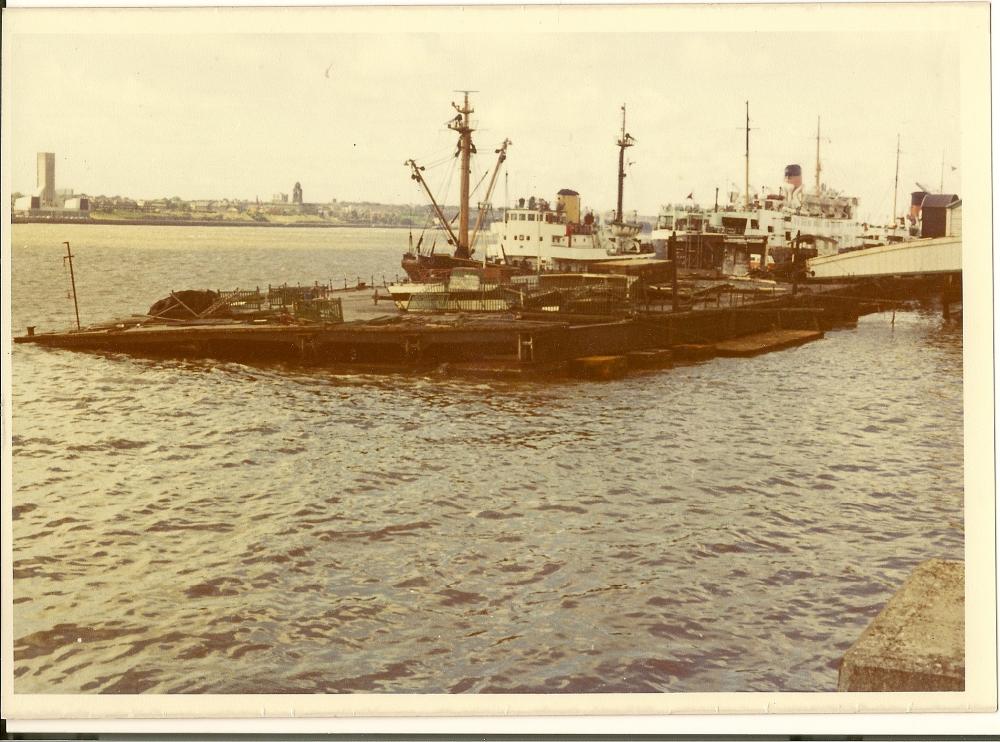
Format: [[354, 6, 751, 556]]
[[651, 163, 876, 270], [651, 112, 888, 276], [487, 189, 650, 273], [400, 93, 525, 284], [487, 105, 653, 272]]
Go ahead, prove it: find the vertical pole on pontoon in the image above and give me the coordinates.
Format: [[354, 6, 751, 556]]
[[63, 241, 81, 330]]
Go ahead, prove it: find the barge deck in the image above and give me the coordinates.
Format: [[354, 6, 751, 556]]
[[15, 276, 938, 378]]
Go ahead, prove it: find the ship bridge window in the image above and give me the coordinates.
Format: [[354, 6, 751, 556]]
[[519, 213, 526, 220], [528, 213, 536, 221], [721, 216, 747, 234], [750, 219, 759, 230], [767, 226, 774, 233]]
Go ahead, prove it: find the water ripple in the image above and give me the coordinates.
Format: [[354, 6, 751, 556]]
[[11, 229, 963, 693]]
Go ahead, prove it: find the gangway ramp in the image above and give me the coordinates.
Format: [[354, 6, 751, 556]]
[[808, 236, 961, 280]]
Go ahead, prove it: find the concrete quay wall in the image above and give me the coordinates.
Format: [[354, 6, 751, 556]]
[[838, 559, 964, 692]]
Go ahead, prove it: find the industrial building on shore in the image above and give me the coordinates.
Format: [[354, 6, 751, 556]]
[[13, 152, 91, 218]]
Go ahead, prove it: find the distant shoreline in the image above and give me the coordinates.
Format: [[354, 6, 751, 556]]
[[11, 216, 412, 229]]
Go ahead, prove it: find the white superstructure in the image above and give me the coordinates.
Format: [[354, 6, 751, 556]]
[[651, 164, 885, 260], [487, 192, 648, 272], [485, 105, 655, 273]]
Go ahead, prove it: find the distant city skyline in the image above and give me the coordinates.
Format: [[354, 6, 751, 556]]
[[7, 8, 963, 223]]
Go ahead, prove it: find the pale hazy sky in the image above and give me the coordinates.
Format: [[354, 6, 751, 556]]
[[8, 11, 964, 221]]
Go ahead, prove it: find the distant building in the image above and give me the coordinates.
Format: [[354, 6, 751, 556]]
[[14, 195, 41, 211], [37, 152, 55, 206], [919, 194, 962, 239], [292, 182, 303, 205], [63, 197, 90, 212], [13, 191, 89, 217], [272, 193, 288, 204]]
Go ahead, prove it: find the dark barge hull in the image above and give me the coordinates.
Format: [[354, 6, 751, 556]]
[[14, 318, 601, 368], [13, 293, 864, 374]]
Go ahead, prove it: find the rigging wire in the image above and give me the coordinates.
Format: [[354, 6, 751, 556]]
[[409, 158, 450, 251], [412, 142, 460, 170], [421, 152, 457, 171], [415, 153, 457, 248]]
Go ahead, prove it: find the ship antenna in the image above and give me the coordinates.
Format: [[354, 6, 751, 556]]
[[892, 133, 900, 227], [62, 241, 81, 330], [815, 116, 822, 196], [615, 103, 635, 224], [744, 101, 751, 210]]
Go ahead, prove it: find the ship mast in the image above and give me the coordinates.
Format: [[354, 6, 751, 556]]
[[615, 103, 635, 223], [744, 101, 751, 210], [892, 133, 900, 226], [814, 117, 822, 195], [449, 91, 476, 259]]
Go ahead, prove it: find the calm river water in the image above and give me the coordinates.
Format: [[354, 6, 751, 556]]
[[10, 224, 963, 693]]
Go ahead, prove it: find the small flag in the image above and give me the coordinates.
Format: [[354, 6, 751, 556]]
[[686, 192, 694, 200]]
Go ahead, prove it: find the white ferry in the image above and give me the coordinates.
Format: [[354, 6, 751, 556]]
[[650, 163, 888, 270], [651, 112, 898, 275]]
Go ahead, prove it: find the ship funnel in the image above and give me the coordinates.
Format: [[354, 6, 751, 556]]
[[783, 164, 804, 209], [784, 164, 803, 188], [556, 188, 581, 224], [909, 190, 928, 222]]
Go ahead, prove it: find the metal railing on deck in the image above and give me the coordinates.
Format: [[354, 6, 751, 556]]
[[293, 298, 344, 323], [202, 283, 344, 322]]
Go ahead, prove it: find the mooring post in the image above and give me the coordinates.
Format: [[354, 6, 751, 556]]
[[668, 231, 679, 313]]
